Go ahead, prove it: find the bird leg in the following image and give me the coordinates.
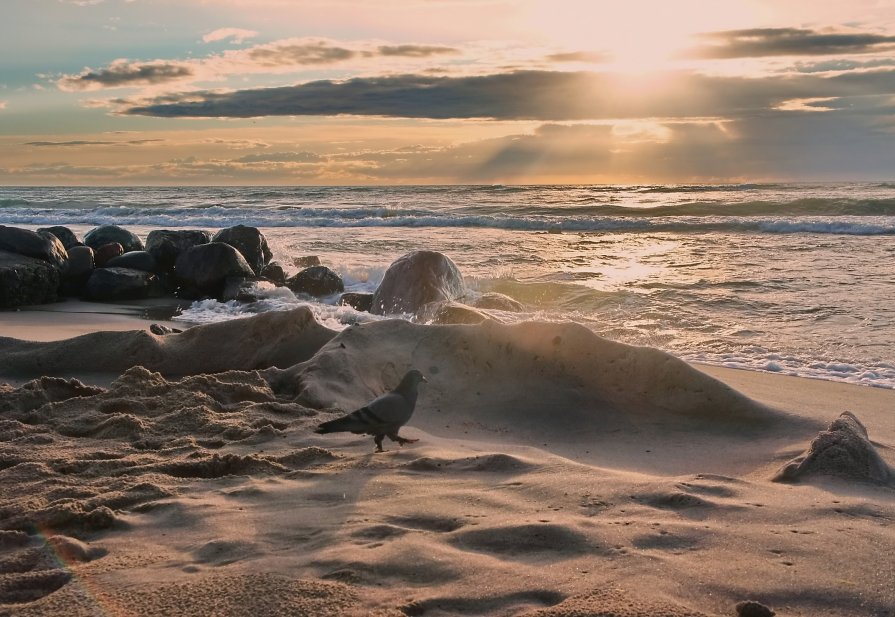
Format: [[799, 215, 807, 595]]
[[373, 434, 386, 453], [388, 433, 419, 447]]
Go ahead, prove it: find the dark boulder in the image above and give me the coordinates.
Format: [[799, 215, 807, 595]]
[[174, 242, 255, 298], [260, 261, 287, 286], [145, 229, 211, 273], [84, 225, 143, 253], [371, 250, 464, 316], [0, 250, 61, 308], [432, 302, 492, 325], [211, 225, 272, 275], [94, 242, 124, 267], [473, 292, 523, 312], [0, 225, 68, 270], [60, 246, 95, 297], [37, 226, 81, 250], [84, 267, 163, 301], [106, 250, 158, 273], [286, 266, 344, 297], [338, 292, 373, 312]]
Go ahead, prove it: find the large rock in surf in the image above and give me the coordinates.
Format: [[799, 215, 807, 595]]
[[84, 267, 163, 301], [106, 250, 158, 273], [0, 225, 68, 270], [0, 250, 60, 308], [174, 242, 255, 298], [371, 250, 465, 316], [338, 292, 373, 312], [211, 225, 272, 276], [84, 225, 143, 253], [774, 411, 892, 485], [145, 230, 211, 273], [260, 262, 287, 286], [473, 292, 523, 312], [286, 265, 344, 297], [37, 226, 81, 250]]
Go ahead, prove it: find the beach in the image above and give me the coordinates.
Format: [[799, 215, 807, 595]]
[[1, 305, 892, 617]]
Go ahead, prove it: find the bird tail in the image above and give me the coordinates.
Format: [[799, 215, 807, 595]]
[[315, 406, 385, 434]]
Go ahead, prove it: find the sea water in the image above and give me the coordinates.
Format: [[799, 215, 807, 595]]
[[2, 183, 894, 388]]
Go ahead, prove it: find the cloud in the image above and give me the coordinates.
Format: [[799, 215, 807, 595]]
[[376, 45, 459, 57], [58, 61, 194, 91], [685, 27, 895, 59], [248, 41, 357, 66], [235, 151, 322, 163], [203, 28, 259, 44], [544, 51, 609, 64], [24, 139, 163, 146], [120, 69, 895, 121]]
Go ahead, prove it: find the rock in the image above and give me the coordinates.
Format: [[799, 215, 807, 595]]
[[60, 246, 95, 297], [371, 250, 465, 316], [260, 261, 287, 286], [338, 292, 373, 312], [431, 301, 491, 325], [94, 242, 124, 267], [174, 242, 255, 298], [84, 224, 143, 253], [0, 250, 60, 307], [735, 600, 776, 617], [149, 324, 183, 335], [211, 225, 272, 275], [0, 225, 68, 269], [774, 411, 892, 484], [292, 255, 321, 269], [473, 292, 523, 312], [84, 267, 163, 301], [221, 277, 276, 302], [286, 265, 344, 297], [37, 226, 81, 250], [105, 250, 158, 273], [145, 229, 211, 273]]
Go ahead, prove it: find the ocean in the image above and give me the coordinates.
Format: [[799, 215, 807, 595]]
[[2, 183, 894, 389]]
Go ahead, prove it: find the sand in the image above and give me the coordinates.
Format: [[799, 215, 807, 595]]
[[1, 306, 893, 617]]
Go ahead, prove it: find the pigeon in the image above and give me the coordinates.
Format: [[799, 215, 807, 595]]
[[315, 369, 427, 452]]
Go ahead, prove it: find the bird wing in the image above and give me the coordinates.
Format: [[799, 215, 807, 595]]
[[315, 391, 412, 435]]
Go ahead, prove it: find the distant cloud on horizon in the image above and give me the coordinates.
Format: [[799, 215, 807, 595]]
[[58, 61, 194, 91], [23, 139, 163, 146]]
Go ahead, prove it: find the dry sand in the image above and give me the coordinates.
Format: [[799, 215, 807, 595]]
[[0, 306, 893, 617]]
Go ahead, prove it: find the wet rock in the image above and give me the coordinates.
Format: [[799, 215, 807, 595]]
[[473, 292, 523, 312], [431, 301, 491, 325], [292, 255, 321, 269], [221, 277, 276, 302], [0, 225, 68, 270], [149, 323, 183, 335], [775, 411, 892, 484], [735, 600, 776, 617], [145, 229, 211, 273], [37, 226, 81, 250], [106, 250, 158, 273], [60, 246, 95, 297], [338, 292, 373, 312], [174, 242, 255, 298], [260, 261, 287, 286], [84, 267, 163, 301], [84, 224, 143, 253], [0, 250, 60, 308], [94, 242, 124, 267], [211, 225, 272, 275], [286, 265, 344, 297], [371, 250, 465, 316]]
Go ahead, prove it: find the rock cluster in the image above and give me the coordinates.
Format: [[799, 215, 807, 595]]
[[0, 226, 526, 324]]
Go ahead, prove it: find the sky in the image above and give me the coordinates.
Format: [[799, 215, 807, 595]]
[[2, 0, 895, 185]]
